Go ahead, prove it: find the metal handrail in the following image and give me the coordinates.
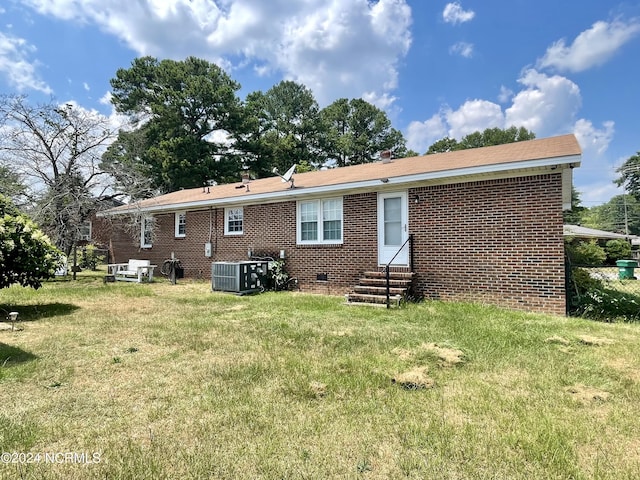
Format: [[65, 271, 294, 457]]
[[384, 234, 414, 308]]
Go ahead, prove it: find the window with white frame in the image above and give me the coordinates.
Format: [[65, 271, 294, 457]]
[[79, 221, 92, 241], [224, 207, 243, 235], [297, 198, 343, 244], [141, 216, 154, 248], [175, 212, 186, 238]]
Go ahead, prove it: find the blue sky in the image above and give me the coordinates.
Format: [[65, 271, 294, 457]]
[[1, 0, 639, 206]]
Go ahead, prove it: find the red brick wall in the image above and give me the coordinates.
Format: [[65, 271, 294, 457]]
[[106, 194, 379, 289], [107, 173, 566, 314], [408, 174, 566, 315]]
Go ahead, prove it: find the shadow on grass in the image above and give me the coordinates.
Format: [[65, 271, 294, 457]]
[[48, 272, 103, 284], [1, 303, 80, 322], [0, 343, 37, 366]]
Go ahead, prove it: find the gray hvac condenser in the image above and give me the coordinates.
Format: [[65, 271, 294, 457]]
[[211, 261, 268, 294]]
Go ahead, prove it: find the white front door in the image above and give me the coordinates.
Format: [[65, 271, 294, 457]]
[[378, 191, 409, 266]]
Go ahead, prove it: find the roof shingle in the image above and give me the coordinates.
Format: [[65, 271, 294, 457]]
[[105, 133, 581, 213]]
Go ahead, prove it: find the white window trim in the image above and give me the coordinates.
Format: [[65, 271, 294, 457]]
[[175, 212, 186, 238], [224, 207, 244, 235], [79, 221, 92, 241], [296, 198, 343, 245], [141, 216, 153, 248]]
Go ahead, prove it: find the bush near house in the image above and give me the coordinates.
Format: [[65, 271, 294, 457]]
[[604, 239, 632, 264], [568, 267, 640, 322], [0, 194, 61, 289], [565, 239, 607, 266]]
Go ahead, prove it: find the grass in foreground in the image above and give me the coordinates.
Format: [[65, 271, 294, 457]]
[[1, 270, 639, 479]]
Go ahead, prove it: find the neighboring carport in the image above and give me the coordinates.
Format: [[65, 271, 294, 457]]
[[563, 224, 636, 240]]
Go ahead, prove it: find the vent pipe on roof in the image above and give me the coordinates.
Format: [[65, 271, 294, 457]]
[[380, 150, 392, 164], [242, 172, 250, 184]]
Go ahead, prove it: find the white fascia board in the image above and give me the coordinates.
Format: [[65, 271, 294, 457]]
[[103, 154, 581, 216]]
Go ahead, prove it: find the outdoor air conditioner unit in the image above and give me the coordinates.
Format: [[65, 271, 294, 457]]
[[211, 261, 268, 294]]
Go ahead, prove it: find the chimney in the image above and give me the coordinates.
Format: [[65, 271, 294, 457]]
[[380, 150, 392, 164], [241, 172, 250, 184]]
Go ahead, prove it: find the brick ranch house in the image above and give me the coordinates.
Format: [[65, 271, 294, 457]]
[[98, 134, 581, 315]]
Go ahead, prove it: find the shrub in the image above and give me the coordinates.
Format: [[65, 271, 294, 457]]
[[605, 239, 632, 264], [0, 194, 62, 289], [269, 259, 291, 291], [575, 288, 640, 322], [570, 268, 604, 296], [569, 267, 640, 322], [78, 244, 106, 270], [565, 240, 606, 265]]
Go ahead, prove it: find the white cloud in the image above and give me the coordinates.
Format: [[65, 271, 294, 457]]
[[498, 85, 513, 103], [96, 91, 136, 132], [404, 69, 600, 152], [405, 100, 504, 153], [570, 119, 617, 206], [0, 31, 51, 94], [406, 114, 447, 154], [99, 91, 112, 106], [505, 69, 581, 137], [21, 0, 412, 107], [579, 181, 623, 207], [538, 19, 640, 73], [83, 82, 90, 91], [61, 99, 124, 131], [442, 2, 475, 25], [449, 41, 473, 58], [362, 91, 398, 112], [445, 99, 504, 139], [574, 119, 615, 156]]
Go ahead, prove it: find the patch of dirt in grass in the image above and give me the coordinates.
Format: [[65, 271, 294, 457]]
[[577, 335, 614, 346], [390, 347, 413, 361], [227, 304, 248, 312], [309, 381, 327, 398], [545, 335, 572, 346], [577, 431, 640, 477], [421, 343, 465, 367], [392, 366, 434, 390], [331, 328, 354, 337], [392, 343, 465, 367], [478, 368, 533, 401], [565, 384, 611, 404], [606, 357, 640, 383]]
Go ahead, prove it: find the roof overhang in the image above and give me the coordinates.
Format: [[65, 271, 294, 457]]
[[564, 224, 637, 240], [100, 153, 581, 216]]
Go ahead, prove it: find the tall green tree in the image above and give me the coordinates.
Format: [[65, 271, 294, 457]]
[[320, 98, 406, 167], [100, 127, 157, 201], [458, 126, 535, 149], [0, 164, 25, 206], [615, 151, 640, 201], [426, 126, 536, 154], [426, 137, 459, 154], [244, 81, 324, 175], [0, 194, 61, 289], [563, 186, 586, 225], [232, 90, 280, 179], [581, 194, 640, 236], [0, 96, 115, 255], [109, 56, 244, 191]]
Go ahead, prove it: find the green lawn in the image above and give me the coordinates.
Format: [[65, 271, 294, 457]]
[[1, 271, 639, 479]]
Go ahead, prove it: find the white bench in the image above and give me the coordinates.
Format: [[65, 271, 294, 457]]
[[108, 259, 157, 283]]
